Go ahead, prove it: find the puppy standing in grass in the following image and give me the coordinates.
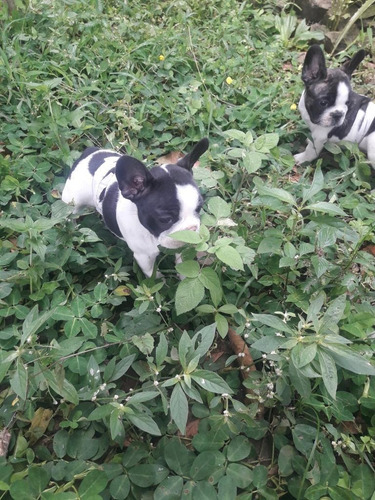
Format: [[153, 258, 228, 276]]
[[62, 138, 209, 277], [294, 44, 375, 168]]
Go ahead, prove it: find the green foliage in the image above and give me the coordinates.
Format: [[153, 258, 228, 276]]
[[1, 0, 375, 498]]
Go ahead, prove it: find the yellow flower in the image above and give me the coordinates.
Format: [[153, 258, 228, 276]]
[[159, 54, 165, 61], [226, 76, 233, 85], [290, 103, 297, 111]]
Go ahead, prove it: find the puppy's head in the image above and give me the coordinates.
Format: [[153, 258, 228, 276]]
[[300, 45, 365, 128], [115, 138, 209, 249]]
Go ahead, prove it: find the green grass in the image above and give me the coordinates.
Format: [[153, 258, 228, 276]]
[[1, 1, 375, 499]]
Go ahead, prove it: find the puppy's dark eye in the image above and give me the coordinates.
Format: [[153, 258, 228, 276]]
[[320, 99, 329, 108]]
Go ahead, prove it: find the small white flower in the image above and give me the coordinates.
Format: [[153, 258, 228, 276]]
[[27, 336, 32, 344], [258, 397, 265, 403], [126, 396, 131, 402], [113, 394, 119, 400], [223, 410, 229, 417], [153, 380, 159, 386], [275, 368, 283, 376], [244, 333, 249, 339], [175, 374, 181, 380], [262, 354, 267, 359], [222, 393, 229, 398], [91, 395, 97, 401], [237, 352, 245, 358], [270, 350, 277, 355], [267, 391, 275, 398], [267, 382, 274, 390], [149, 295, 154, 301], [275, 332, 284, 337], [99, 383, 106, 391], [245, 322, 251, 328]]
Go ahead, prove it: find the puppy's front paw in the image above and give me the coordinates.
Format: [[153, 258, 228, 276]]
[[294, 152, 309, 165]]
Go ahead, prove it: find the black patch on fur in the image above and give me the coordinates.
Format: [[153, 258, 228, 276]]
[[328, 93, 370, 140], [103, 167, 116, 179], [102, 183, 122, 238], [89, 152, 121, 175], [69, 147, 100, 177], [99, 188, 106, 203]]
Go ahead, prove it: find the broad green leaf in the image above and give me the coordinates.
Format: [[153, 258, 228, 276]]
[[190, 451, 218, 480], [28, 467, 50, 497], [227, 435, 251, 462], [93, 282, 108, 301], [218, 476, 237, 499], [318, 349, 338, 400], [9, 481, 35, 500], [304, 201, 347, 216], [251, 335, 288, 353], [302, 165, 324, 204], [252, 465, 268, 488], [278, 445, 295, 477], [53, 430, 69, 458], [127, 412, 161, 436], [292, 424, 317, 456], [322, 345, 375, 375], [306, 291, 325, 326], [252, 314, 294, 334], [319, 294, 346, 334], [199, 267, 223, 307], [10, 361, 28, 401], [256, 184, 296, 205], [156, 332, 168, 366], [254, 133, 279, 152], [164, 438, 195, 476], [223, 129, 246, 142], [170, 383, 188, 435], [110, 410, 124, 440], [176, 260, 200, 278], [192, 323, 217, 360], [215, 245, 244, 271], [154, 476, 183, 500], [178, 330, 193, 370], [128, 464, 168, 487], [226, 463, 253, 489], [291, 343, 317, 368], [243, 151, 263, 173], [257, 236, 283, 255], [21, 306, 54, 345], [207, 196, 231, 219], [352, 464, 375, 499], [78, 470, 108, 499], [109, 476, 131, 500], [88, 405, 113, 421], [175, 277, 205, 315], [288, 361, 311, 397], [169, 230, 202, 244], [215, 313, 228, 338], [191, 370, 232, 394], [218, 304, 238, 314], [109, 354, 136, 382], [131, 333, 154, 355]]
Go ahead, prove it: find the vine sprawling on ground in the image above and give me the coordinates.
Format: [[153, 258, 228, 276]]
[[0, 0, 375, 499]]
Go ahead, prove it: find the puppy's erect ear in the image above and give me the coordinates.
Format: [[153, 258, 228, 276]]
[[176, 138, 209, 171], [115, 156, 154, 201], [302, 45, 327, 85], [341, 50, 366, 78]]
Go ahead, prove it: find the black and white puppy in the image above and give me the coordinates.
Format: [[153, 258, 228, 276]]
[[294, 45, 375, 167], [62, 138, 209, 277]]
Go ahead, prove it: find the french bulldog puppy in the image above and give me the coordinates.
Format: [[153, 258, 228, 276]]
[[294, 45, 375, 168], [62, 138, 209, 277]]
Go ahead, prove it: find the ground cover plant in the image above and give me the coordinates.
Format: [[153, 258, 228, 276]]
[[1, 0, 375, 498]]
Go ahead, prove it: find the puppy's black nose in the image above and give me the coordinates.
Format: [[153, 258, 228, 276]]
[[331, 110, 344, 122]]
